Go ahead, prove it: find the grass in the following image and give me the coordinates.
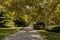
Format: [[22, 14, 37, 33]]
[[38, 30, 60, 40], [0, 27, 24, 40]]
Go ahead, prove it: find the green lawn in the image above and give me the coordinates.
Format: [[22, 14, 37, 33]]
[[38, 30, 60, 40], [0, 28, 17, 40], [0, 27, 24, 40]]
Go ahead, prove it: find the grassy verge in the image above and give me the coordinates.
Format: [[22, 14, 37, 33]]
[[0, 27, 24, 40], [38, 30, 60, 40]]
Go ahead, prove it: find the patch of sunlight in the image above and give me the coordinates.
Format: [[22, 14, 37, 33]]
[[31, 35, 40, 38], [38, 30, 47, 32]]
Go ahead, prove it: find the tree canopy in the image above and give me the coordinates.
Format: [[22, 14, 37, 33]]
[[0, 0, 60, 28]]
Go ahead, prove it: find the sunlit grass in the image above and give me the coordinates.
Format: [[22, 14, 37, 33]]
[[0, 28, 17, 40], [0, 27, 24, 40], [38, 30, 60, 40]]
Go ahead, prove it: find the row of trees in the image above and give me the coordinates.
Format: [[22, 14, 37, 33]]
[[0, 0, 60, 28]]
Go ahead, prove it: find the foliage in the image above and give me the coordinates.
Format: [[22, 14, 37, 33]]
[[46, 25, 60, 32], [33, 22, 45, 30], [4, 21, 15, 28], [0, 0, 60, 28], [50, 26, 60, 32], [0, 11, 5, 27], [14, 19, 29, 27]]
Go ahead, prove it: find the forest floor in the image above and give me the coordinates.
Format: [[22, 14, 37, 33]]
[[3, 27, 44, 40]]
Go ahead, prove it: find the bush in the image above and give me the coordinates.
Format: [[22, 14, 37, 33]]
[[33, 22, 45, 30], [33, 24, 40, 30], [4, 20, 15, 28], [46, 25, 60, 33], [50, 26, 60, 32], [14, 19, 29, 27]]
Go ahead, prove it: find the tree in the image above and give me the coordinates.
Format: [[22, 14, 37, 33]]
[[0, 0, 60, 28], [44, 0, 60, 29]]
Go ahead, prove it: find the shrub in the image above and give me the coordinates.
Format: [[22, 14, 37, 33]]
[[46, 25, 60, 33], [14, 19, 29, 27], [4, 20, 15, 28], [50, 26, 60, 32], [33, 22, 45, 30]]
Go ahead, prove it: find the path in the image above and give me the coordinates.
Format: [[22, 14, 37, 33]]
[[3, 27, 44, 40]]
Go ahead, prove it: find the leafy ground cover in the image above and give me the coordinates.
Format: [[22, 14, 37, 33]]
[[38, 30, 60, 40]]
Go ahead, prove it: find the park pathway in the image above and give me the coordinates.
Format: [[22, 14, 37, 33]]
[[3, 27, 44, 40]]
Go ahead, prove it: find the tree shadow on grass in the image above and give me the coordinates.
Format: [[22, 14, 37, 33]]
[[38, 30, 60, 40]]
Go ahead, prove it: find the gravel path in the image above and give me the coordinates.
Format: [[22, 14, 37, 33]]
[[3, 27, 44, 40]]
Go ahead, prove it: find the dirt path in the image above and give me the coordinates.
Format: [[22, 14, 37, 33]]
[[3, 27, 44, 40]]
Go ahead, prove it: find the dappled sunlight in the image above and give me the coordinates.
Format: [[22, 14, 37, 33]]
[[31, 35, 40, 38], [0, 0, 60, 40]]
